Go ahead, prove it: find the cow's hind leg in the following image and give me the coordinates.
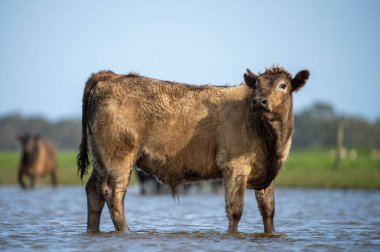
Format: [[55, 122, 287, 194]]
[[50, 170, 58, 188], [255, 180, 275, 234], [93, 122, 138, 231], [86, 169, 105, 232], [105, 182, 128, 231], [102, 162, 133, 232], [30, 176, 36, 189]]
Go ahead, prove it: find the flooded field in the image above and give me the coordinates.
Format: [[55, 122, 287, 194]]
[[0, 186, 379, 251]]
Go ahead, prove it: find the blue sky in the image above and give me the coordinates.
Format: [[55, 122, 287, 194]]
[[1, 0, 379, 120]]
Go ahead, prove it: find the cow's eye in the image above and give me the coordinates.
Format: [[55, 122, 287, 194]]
[[252, 82, 258, 89], [279, 83, 286, 89]]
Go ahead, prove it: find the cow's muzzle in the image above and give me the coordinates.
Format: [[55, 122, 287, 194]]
[[251, 97, 270, 111]]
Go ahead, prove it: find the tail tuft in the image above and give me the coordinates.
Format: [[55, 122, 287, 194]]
[[77, 142, 90, 180]]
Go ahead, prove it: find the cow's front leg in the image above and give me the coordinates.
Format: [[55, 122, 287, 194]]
[[255, 180, 275, 234], [223, 169, 248, 233], [51, 169, 58, 188], [18, 168, 27, 190]]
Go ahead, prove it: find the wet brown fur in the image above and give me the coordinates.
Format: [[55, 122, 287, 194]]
[[78, 67, 309, 233], [17, 134, 58, 189]]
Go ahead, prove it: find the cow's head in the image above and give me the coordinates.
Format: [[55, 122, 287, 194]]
[[17, 134, 40, 157], [244, 67, 309, 118]]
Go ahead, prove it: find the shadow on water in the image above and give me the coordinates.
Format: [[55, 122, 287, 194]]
[[0, 186, 379, 251]]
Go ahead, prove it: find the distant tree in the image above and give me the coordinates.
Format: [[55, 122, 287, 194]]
[[0, 106, 379, 150], [293, 102, 380, 149], [0, 114, 81, 150], [307, 102, 336, 120], [293, 102, 338, 148]]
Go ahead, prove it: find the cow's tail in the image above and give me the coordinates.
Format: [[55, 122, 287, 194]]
[[77, 70, 116, 181]]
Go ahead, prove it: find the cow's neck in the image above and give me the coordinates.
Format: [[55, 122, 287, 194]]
[[24, 143, 40, 167], [251, 109, 294, 189]]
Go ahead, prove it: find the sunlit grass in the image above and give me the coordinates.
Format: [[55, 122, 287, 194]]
[[0, 149, 379, 189], [276, 148, 380, 188], [0, 151, 138, 186]]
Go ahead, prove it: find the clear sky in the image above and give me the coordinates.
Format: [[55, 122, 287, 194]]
[[1, 0, 379, 121]]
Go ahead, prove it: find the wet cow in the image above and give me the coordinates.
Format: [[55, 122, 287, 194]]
[[17, 134, 58, 189], [77, 66, 309, 233]]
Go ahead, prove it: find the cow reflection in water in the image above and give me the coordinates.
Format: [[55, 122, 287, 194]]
[[17, 134, 58, 189]]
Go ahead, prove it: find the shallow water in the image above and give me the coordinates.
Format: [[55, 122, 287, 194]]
[[0, 186, 379, 251]]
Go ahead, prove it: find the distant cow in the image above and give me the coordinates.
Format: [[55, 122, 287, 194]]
[[77, 66, 309, 233], [17, 134, 58, 189]]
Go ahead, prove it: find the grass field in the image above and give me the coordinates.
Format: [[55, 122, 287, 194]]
[[1, 149, 379, 189], [276, 149, 380, 189]]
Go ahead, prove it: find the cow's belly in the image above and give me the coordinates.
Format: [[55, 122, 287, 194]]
[[136, 143, 221, 186]]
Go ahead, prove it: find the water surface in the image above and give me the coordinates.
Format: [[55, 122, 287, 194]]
[[0, 186, 379, 251]]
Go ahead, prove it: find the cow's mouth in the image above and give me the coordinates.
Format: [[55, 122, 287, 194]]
[[251, 105, 271, 113]]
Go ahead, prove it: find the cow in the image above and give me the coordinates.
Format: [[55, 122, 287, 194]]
[[77, 66, 309, 233], [17, 134, 58, 189]]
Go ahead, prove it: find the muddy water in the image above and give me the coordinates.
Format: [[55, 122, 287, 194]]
[[0, 186, 379, 251]]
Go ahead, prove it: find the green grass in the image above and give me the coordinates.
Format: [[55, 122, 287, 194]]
[[276, 148, 380, 189], [0, 151, 83, 185], [0, 151, 138, 186], [1, 149, 379, 189]]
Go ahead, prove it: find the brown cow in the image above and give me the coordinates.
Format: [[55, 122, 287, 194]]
[[17, 134, 58, 189], [77, 66, 309, 233]]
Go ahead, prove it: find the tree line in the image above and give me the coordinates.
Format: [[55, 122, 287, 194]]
[[292, 103, 380, 149], [1, 102, 379, 151]]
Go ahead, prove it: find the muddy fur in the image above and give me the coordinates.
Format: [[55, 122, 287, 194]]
[[17, 134, 58, 189], [77, 66, 309, 233]]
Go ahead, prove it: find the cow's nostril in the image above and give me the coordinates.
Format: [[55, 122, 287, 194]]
[[261, 99, 267, 106], [252, 100, 258, 106]]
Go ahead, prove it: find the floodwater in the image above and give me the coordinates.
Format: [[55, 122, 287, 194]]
[[0, 186, 379, 252]]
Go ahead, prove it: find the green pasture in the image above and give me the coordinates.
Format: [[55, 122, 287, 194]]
[[276, 148, 380, 189], [0, 149, 379, 189]]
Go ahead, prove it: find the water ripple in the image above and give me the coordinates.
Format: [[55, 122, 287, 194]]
[[0, 186, 379, 251]]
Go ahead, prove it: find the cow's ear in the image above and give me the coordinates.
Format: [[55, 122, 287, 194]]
[[291, 69, 310, 92], [244, 68, 257, 88]]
